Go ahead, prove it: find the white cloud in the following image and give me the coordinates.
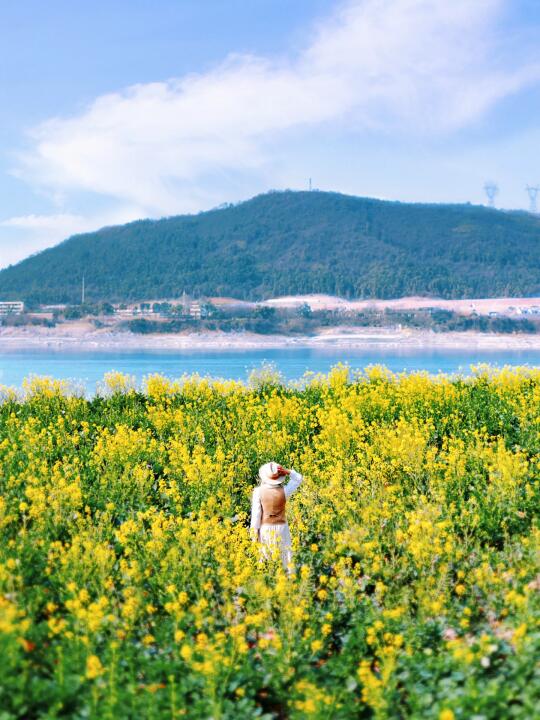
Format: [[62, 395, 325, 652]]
[[1, 213, 89, 233], [304, 0, 540, 131], [7, 0, 540, 256]]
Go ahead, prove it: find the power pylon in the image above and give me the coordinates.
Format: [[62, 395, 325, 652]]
[[526, 185, 540, 214], [484, 182, 499, 208]]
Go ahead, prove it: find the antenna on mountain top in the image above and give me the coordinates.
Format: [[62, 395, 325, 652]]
[[81, 274, 85, 304], [309, 178, 312, 192], [484, 182, 499, 208], [526, 185, 540, 214]]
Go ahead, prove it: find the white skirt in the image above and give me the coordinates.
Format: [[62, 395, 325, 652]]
[[259, 523, 292, 570]]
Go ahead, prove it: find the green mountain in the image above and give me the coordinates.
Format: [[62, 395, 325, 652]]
[[2, 190, 540, 304]]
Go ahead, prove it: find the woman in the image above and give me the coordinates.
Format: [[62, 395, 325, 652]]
[[250, 461, 303, 571]]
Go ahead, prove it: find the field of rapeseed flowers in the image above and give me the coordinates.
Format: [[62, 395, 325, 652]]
[[0, 365, 539, 719]]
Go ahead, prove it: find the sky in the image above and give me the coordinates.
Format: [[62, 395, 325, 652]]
[[1, 0, 540, 268]]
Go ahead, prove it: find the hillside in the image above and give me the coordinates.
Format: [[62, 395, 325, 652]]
[[2, 191, 540, 304]]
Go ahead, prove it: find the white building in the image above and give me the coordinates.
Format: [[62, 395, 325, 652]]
[[0, 301, 24, 315], [189, 302, 202, 319]]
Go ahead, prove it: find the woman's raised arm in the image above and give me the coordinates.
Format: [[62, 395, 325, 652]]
[[284, 469, 303, 499]]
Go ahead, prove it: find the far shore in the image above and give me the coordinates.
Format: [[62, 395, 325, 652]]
[[3, 324, 540, 352]]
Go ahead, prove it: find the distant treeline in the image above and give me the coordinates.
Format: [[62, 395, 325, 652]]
[[2, 190, 540, 304]]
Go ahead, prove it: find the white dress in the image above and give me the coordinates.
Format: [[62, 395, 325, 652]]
[[250, 470, 303, 570]]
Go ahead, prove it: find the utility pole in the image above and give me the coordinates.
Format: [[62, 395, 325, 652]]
[[81, 274, 85, 304]]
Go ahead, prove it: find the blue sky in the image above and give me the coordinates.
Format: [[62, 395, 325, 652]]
[[1, 0, 540, 267]]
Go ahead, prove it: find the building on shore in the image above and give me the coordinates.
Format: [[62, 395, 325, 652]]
[[189, 302, 202, 319], [0, 301, 24, 315]]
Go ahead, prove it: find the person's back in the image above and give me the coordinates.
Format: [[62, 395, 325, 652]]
[[250, 461, 303, 571], [259, 484, 286, 524]]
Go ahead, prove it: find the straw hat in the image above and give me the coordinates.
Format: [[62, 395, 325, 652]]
[[258, 461, 283, 486]]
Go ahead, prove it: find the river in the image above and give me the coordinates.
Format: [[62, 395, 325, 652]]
[[1, 346, 540, 393]]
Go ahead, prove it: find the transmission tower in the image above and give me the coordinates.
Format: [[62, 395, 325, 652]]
[[526, 185, 540, 214], [484, 182, 499, 208]]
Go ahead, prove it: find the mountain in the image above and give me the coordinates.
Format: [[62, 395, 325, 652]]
[[2, 190, 540, 304]]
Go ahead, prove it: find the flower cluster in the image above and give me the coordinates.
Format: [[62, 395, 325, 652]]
[[0, 365, 539, 718]]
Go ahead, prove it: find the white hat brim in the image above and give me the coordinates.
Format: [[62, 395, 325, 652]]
[[258, 461, 283, 485]]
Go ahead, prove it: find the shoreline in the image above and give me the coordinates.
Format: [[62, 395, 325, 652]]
[[3, 326, 540, 352]]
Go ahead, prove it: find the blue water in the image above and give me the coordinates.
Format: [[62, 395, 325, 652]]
[[1, 346, 540, 393]]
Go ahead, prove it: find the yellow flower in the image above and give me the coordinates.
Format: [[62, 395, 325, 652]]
[[180, 644, 192, 661], [196, 632, 208, 647], [85, 655, 104, 680], [439, 711, 455, 720], [47, 617, 67, 636]]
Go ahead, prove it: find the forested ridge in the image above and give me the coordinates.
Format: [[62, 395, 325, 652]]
[[2, 190, 540, 303]]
